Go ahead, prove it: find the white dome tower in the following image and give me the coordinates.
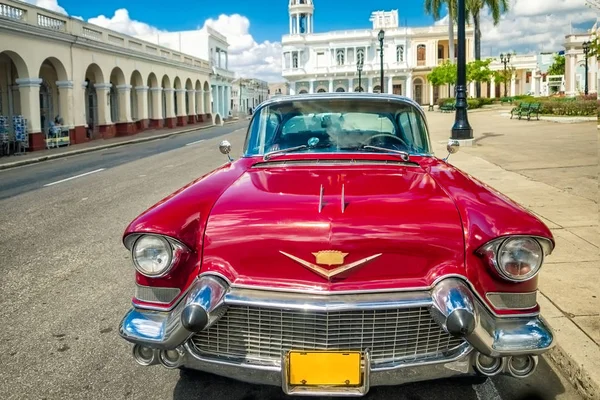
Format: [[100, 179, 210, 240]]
[[289, 0, 314, 35]]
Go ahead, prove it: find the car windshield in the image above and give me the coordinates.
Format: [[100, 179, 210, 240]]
[[243, 97, 432, 157]]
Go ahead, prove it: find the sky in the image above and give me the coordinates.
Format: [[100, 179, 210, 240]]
[[27, 0, 598, 82]]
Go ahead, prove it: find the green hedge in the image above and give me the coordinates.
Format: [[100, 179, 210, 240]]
[[435, 97, 492, 109], [537, 99, 596, 116]]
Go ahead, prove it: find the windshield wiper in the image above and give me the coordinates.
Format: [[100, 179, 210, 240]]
[[361, 145, 410, 161], [263, 145, 308, 160]]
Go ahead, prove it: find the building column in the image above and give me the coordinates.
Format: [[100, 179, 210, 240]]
[[135, 86, 149, 129], [195, 90, 203, 119], [175, 88, 187, 126], [368, 77, 373, 93], [115, 84, 135, 135], [149, 87, 163, 128], [14, 78, 43, 150], [429, 83, 434, 105], [93, 83, 112, 126], [406, 74, 413, 98], [296, 15, 300, 35], [55, 80, 74, 128], [468, 81, 475, 98], [309, 79, 315, 94], [187, 89, 196, 123], [328, 78, 333, 92], [510, 72, 516, 97], [163, 88, 176, 128], [387, 76, 393, 94], [490, 76, 496, 98], [349, 78, 354, 92]]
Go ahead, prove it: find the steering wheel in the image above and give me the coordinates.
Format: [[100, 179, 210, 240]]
[[362, 133, 409, 148]]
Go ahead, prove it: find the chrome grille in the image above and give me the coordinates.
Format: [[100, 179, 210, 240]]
[[190, 305, 465, 366]]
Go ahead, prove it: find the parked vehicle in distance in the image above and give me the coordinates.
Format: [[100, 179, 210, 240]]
[[119, 93, 555, 397]]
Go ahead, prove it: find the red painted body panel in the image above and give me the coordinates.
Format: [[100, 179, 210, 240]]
[[123, 152, 553, 315]]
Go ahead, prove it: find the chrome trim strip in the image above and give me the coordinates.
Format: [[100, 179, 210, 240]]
[[135, 284, 181, 304], [179, 341, 476, 389], [223, 287, 433, 312]]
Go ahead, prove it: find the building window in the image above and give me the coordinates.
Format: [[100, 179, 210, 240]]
[[357, 48, 365, 65], [336, 49, 345, 66], [396, 45, 404, 62], [417, 44, 426, 66], [438, 44, 444, 59], [292, 52, 299, 68]]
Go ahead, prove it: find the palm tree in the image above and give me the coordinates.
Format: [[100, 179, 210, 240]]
[[466, 0, 509, 97], [425, 0, 458, 66]]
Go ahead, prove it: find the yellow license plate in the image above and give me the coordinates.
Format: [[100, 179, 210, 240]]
[[288, 351, 362, 386]]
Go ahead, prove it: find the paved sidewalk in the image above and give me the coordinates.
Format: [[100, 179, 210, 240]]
[[0, 119, 242, 171], [427, 108, 599, 400]]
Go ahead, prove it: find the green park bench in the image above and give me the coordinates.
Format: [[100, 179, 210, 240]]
[[439, 101, 455, 113], [526, 103, 541, 121], [510, 102, 530, 119]]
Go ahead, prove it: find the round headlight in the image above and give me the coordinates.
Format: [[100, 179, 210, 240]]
[[132, 235, 173, 277], [496, 237, 543, 281]]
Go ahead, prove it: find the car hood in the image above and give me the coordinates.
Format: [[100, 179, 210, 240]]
[[201, 165, 465, 292]]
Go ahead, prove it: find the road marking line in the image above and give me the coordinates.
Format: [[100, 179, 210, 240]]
[[43, 168, 105, 187], [186, 139, 205, 146], [473, 378, 502, 400]]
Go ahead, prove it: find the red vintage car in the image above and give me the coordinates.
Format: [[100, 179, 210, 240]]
[[119, 93, 555, 396]]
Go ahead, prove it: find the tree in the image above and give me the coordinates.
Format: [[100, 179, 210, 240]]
[[547, 54, 565, 76], [467, 58, 493, 84], [428, 60, 457, 87], [493, 66, 515, 97], [425, 0, 457, 66], [465, 0, 509, 97]]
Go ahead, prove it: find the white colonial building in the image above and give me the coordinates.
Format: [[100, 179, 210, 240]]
[[231, 78, 269, 115], [136, 27, 235, 118], [282, 1, 475, 105], [0, 0, 226, 152], [564, 24, 598, 96]]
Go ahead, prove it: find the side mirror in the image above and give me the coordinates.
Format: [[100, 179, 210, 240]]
[[218, 140, 233, 161], [444, 139, 460, 161]]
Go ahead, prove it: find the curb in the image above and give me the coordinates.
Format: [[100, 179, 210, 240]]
[[0, 120, 241, 171], [538, 294, 600, 400]]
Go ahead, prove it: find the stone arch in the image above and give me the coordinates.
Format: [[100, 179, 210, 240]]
[[354, 86, 364, 92], [316, 87, 327, 93], [130, 70, 143, 121], [84, 63, 105, 133], [413, 77, 424, 105], [0, 50, 29, 79], [109, 67, 125, 123], [298, 89, 308, 94], [373, 85, 382, 93], [147, 72, 159, 121], [161, 75, 171, 119], [173, 77, 182, 116], [335, 87, 345, 92], [213, 113, 222, 126], [185, 78, 193, 119], [38, 58, 68, 132], [203, 81, 210, 114], [195, 80, 202, 116]]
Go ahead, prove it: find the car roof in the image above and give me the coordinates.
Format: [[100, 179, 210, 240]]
[[257, 92, 422, 110]]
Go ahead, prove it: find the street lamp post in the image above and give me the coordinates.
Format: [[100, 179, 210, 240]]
[[357, 60, 363, 92], [451, 0, 473, 140], [378, 29, 385, 93], [499, 52, 512, 97], [582, 40, 591, 95]]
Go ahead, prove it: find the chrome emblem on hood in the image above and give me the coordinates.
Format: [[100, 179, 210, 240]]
[[280, 250, 382, 281]]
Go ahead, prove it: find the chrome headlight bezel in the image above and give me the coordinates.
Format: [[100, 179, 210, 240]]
[[124, 233, 190, 278], [476, 235, 553, 282]]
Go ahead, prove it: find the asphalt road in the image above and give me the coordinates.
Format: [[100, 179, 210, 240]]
[[0, 123, 582, 400]]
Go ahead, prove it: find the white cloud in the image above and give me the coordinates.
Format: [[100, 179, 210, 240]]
[[477, 0, 596, 56], [201, 14, 283, 82], [26, 0, 66, 14], [88, 9, 162, 37]]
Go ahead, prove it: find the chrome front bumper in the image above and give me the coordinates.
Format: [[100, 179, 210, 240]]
[[119, 275, 554, 395]]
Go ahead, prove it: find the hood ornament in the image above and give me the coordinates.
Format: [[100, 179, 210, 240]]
[[280, 250, 382, 281]]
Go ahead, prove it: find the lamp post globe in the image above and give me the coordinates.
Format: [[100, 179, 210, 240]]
[[582, 40, 590, 95], [450, 0, 473, 141], [378, 29, 385, 93]]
